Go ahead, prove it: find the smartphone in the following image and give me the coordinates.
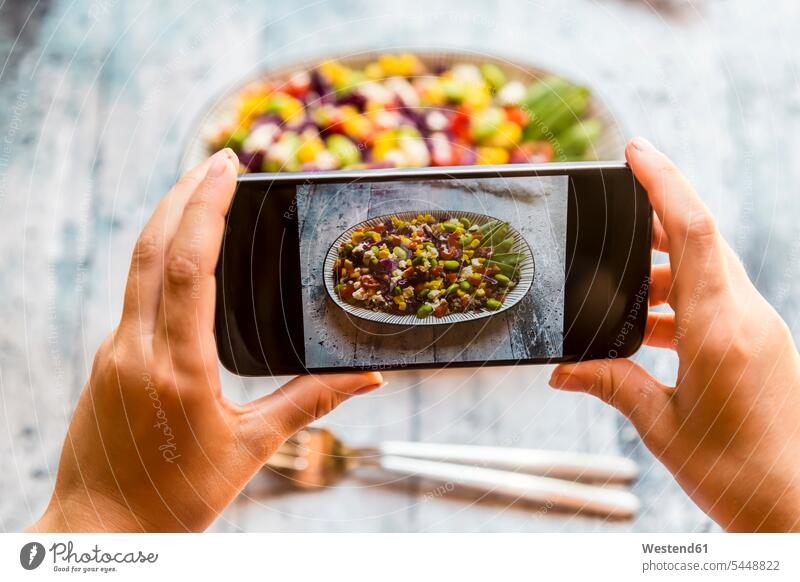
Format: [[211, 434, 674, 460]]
[[215, 162, 651, 376]]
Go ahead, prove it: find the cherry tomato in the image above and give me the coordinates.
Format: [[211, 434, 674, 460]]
[[451, 107, 472, 143], [434, 302, 449, 318], [439, 246, 459, 260], [360, 275, 381, 289], [339, 284, 355, 300], [504, 107, 529, 127], [285, 72, 311, 99], [430, 265, 443, 277], [528, 141, 555, 163]]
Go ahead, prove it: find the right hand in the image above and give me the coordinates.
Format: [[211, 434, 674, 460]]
[[550, 137, 800, 532]]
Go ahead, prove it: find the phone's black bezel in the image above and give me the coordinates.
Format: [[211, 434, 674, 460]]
[[215, 162, 651, 376]]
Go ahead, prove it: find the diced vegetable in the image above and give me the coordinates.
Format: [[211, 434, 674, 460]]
[[326, 134, 361, 167]]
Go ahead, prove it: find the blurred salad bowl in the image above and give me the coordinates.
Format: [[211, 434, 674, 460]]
[[183, 51, 625, 173], [324, 210, 534, 326]]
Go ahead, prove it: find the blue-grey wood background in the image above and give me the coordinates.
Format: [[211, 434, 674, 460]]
[[1, 0, 798, 532]]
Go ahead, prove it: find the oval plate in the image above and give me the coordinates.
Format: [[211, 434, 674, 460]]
[[323, 210, 535, 326]]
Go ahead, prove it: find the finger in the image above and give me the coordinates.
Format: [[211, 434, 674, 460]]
[[550, 360, 673, 451], [156, 149, 238, 361], [652, 213, 669, 253], [649, 263, 673, 306], [239, 372, 385, 456], [120, 155, 217, 336], [626, 138, 728, 294], [645, 312, 676, 349]]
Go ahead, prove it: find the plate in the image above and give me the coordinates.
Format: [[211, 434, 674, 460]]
[[323, 210, 535, 326]]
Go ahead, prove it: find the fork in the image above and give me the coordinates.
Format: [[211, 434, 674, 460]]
[[266, 428, 640, 518]]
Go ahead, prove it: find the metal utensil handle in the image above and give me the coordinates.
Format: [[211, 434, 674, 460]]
[[378, 441, 638, 483], [379, 455, 639, 518]]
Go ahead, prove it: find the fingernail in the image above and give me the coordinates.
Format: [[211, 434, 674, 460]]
[[208, 149, 232, 177], [548, 371, 585, 391], [631, 137, 655, 152], [354, 381, 387, 395], [224, 148, 240, 168]]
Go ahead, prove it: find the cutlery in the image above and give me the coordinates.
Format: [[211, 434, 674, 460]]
[[266, 428, 640, 518]]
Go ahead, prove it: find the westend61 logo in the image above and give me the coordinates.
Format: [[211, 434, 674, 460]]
[[19, 541, 158, 574], [20, 542, 46, 570]]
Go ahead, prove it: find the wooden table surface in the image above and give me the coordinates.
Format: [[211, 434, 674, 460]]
[[1, 0, 798, 533]]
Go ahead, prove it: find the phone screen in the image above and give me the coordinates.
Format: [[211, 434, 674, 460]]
[[216, 164, 650, 376], [297, 174, 567, 368]]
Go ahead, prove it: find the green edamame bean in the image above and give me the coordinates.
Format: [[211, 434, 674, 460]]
[[460, 280, 471, 291], [418, 288, 430, 299], [486, 298, 502, 310], [393, 246, 407, 259], [446, 283, 459, 294], [495, 274, 511, 286], [459, 217, 471, 228], [416, 304, 433, 319], [443, 260, 461, 271]]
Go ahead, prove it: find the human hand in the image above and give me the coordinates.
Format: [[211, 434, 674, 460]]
[[550, 138, 800, 532], [28, 150, 383, 532]]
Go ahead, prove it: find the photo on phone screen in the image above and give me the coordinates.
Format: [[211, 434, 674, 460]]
[[296, 175, 567, 369], [216, 163, 651, 376]]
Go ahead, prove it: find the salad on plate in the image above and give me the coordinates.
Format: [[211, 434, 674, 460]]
[[206, 54, 602, 173], [331, 213, 529, 320]]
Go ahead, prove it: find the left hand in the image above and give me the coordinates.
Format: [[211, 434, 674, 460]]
[[29, 149, 383, 532]]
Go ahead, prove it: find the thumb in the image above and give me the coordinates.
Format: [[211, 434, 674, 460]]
[[550, 359, 673, 450], [239, 372, 384, 454]]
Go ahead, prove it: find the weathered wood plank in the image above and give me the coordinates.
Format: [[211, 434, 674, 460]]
[[0, 0, 113, 531]]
